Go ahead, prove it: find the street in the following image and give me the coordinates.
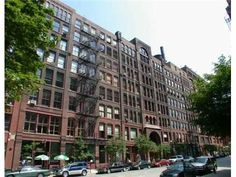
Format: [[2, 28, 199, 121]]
[[84, 156, 231, 177]]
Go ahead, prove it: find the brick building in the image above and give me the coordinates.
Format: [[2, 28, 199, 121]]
[[5, 0, 222, 170]]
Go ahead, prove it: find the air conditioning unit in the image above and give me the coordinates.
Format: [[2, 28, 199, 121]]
[[27, 100, 37, 106]]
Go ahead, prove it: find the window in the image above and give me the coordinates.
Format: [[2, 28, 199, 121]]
[[56, 72, 64, 87], [113, 50, 118, 59], [125, 127, 129, 140], [106, 36, 111, 43], [99, 71, 105, 81], [99, 86, 105, 99], [75, 19, 81, 29], [100, 32, 105, 40], [106, 59, 112, 69], [59, 40, 67, 51], [114, 91, 119, 103], [107, 106, 112, 118], [115, 126, 120, 137], [66, 13, 71, 22], [37, 114, 48, 134], [114, 108, 119, 119], [99, 105, 105, 117], [107, 89, 113, 101], [45, 68, 53, 85], [67, 118, 75, 136], [73, 32, 80, 42], [112, 40, 117, 47], [69, 96, 76, 111], [5, 114, 11, 131], [62, 25, 69, 34], [113, 76, 118, 87], [106, 46, 112, 56], [99, 123, 105, 138], [100, 57, 105, 67], [79, 49, 88, 59], [47, 51, 56, 63], [107, 124, 113, 138], [130, 128, 137, 140], [72, 45, 79, 56], [113, 62, 119, 72], [62, 11, 67, 21], [53, 20, 60, 32], [24, 112, 37, 133], [106, 74, 112, 84], [42, 89, 51, 106], [57, 55, 65, 69], [71, 61, 78, 73], [89, 53, 96, 63], [83, 23, 89, 32], [50, 116, 60, 135], [78, 64, 86, 74], [36, 48, 44, 61], [37, 69, 42, 78], [100, 44, 105, 53], [91, 27, 96, 35], [70, 77, 77, 91], [54, 92, 62, 109]]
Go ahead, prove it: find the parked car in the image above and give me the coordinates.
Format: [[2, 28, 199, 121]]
[[131, 160, 151, 170], [183, 156, 195, 162], [54, 161, 88, 177], [191, 156, 217, 174], [169, 155, 184, 163], [5, 166, 51, 177], [100, 161, 130, 173], [152, 159, 171, 167], [160, 162, 197, 177]]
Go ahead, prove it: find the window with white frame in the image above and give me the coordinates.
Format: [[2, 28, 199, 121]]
[[99, 123, 105, 138], [57, 55, 65, 69], [37, 48, 44, 61], [99, 105, 105, 117], [83, 23, 89, 32], [115, 126, 120, 137], [107, 124, 112, 137], [78, 64, 86, 74], [47, 51, 56, 63], [106, 106, 112, 118], [53, 20, 60, 32], [100, 32, 105, 40], [62, 25, 69, 34], [71, 61, 78, 73], [91, 27, 96, 35], [106, 36, 111, 43], [72, 45, 79, 56], [73, 32, 80, 42], [75, 19, 81, 29], [114, 108, 119, 119], [59, 40, 67, 51], [130, 128, 137, 140]]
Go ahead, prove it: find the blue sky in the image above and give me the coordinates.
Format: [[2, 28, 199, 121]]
[[61, 0, 230, 76]]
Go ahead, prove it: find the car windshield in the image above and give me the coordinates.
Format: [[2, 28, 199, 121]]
[[168, 164, 184, 171], [170, 156, 177, 159], [195, 157, 207, 163]]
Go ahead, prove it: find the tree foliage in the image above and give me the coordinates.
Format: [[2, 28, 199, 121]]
[[72, 137, 94, 161], [188, 55, 231, 138], [135, 134, 158, 159], [5, 0, 55, 102], [106, 137, 126, 162]]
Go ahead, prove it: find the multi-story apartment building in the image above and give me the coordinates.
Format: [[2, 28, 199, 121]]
[[5, 0, 222, 170]]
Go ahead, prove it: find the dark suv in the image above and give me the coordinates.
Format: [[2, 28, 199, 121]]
[[191, 156, 217, 174], [55, 161, 88, 177], [101, 161, 130, 173]]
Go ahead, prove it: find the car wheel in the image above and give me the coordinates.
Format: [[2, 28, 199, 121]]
[[122, 168, 126, 172], [138, 166, 141, 170], [82, 170, 87, 176], [62, 171, 69, 177], [107, 169, 111, 173], [148, 165, 151, 169], [37, 174, 44, 177]]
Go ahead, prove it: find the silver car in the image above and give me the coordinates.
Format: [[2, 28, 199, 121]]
[[55, 162, 88, 177]]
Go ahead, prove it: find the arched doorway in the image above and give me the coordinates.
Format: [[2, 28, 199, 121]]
[[149, 131, 161, 145], [149, 131, 161, 161]]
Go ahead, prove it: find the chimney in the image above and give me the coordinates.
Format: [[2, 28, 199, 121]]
[[160, 46, 166, 61]]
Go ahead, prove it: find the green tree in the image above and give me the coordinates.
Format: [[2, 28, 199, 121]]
[[22, 142, 41, 165], [106, 137, 126, 162], [188, 55, 231, 138], [157, 144, 171, 158], [5, 0, 56, 102], [135, 134, 158, 160], [72, 137, 93, 161]]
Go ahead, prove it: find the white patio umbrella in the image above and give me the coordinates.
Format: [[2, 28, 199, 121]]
[[35, 154, 50, 161], [54, 154, 69, 161]]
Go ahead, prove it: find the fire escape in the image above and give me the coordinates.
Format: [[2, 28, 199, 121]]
[[76, 26, 101, 139]]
